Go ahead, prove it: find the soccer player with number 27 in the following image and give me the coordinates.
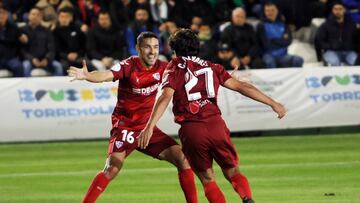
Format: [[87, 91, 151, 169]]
[[139, 29, 287, 203]]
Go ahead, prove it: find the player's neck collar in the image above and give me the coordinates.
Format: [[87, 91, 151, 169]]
[[137, 57, 156, 71]]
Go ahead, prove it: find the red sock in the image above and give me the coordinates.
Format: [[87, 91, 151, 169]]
[[203, 181, 226, 203], [83, 172, 110, 203], [230, 173, 252, 199], [178, 169, 198, 203]]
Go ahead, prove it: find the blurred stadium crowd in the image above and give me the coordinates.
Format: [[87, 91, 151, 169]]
[[0, 0, 359, 77]]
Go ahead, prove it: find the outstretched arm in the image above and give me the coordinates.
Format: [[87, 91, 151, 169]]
[[67, 60, 114, 83], [224, 77, 286, 119], [138, 87, 175, 149]]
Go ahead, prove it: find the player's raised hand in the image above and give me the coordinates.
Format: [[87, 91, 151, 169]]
[[272, 102, 286, 119], [67, 60, 89, 81], [138, 127, 153, 149]]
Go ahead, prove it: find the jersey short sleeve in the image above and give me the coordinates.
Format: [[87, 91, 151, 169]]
[[214, 64, 232, 86], [161, 62, 176, 90], [110, 58, 132, 81]]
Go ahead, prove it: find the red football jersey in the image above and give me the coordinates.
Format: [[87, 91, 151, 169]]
[[110, 56, 167, 130], [162, 56, 231, 123]]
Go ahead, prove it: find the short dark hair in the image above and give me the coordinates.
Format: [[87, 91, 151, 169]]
[[30, 7, 42, 13], [135, 6, 149, 14], [169, 28, 200, 56], [136, 31, 158, 45], [332, 1, 345, 8], [264, 2, 278, 8], [98, 10, 110, 17], [58, 7, 74, 15]]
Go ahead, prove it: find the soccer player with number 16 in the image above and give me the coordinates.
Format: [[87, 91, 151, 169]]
[[68, 32, 198, 203]]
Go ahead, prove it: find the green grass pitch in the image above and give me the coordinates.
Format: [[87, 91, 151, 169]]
[[0, 133, 359, 203]]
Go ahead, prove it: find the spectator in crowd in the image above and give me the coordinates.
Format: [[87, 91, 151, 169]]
[[169, 0, 214, 28], [1, 0, 38, 23], [73, 0, 101, 32], [53, 7, 88, 72], [108, 0, 151, 31], [149, 0, 170, 25], [21, 7, 63, 76], [159, 20, 178, 58], [221, 7, 264, 69], [208, 0, 236, 23], [309, 0, 332, 19], [257, 2, 303, 68], [35, 0, 58, 29], [59, 0, 75, 9], [341, 0, 360, 24], [87, 10, 126, 70], [35, 0, 74, 30], [198, 23, 217, 60], [133, 0, 151, 13], [271, 0, 313, 30], [213, 42, 240, 70], [190, 16, 203, 33], [0, 5, 27, 77], [243, 0, 261, 18], [316, 2, 358, 66], [126, 7, 160, 56], [354, 26, 360, 65], [109, 0, 132, 30], [245, 0, 268, 18]]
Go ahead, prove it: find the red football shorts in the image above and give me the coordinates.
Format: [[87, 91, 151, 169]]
[[178, 115, 239, 172], [108, 126, 178, 158]]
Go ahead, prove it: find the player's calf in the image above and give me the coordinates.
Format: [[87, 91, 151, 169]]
[[82, 152, 125, 203], [159, 145, 198, 203], [223, 167, 254, 203]]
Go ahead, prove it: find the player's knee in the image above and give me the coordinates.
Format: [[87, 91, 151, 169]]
[[104, 156, 124, 180], [178, 157, 191, 170], [197, 169, 216, 185], [104, 164, 120, 180], [200, 176, 214, 184], [222, 167, 240, 181], [173, 152, 191, 170]]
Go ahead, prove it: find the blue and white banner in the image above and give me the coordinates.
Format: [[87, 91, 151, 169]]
[[0, 67, 359, 142], [219, 68, 360, 131], [0, 77, 116, 142]]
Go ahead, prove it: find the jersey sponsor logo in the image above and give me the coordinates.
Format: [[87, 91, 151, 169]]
[[111, 63, 121, 72], [132, 83, 160, 95], [188, 99, 212, 114], [189, 101, 200, 114], [152, 72, 161, 81], [115, 141, 124, 149]]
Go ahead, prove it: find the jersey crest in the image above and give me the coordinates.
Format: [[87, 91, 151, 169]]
[[152, 72, 161, 81]]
